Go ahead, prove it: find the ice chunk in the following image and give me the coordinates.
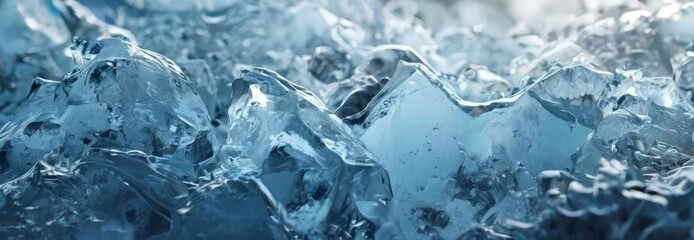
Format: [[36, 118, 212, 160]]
[[618, 75, 694, 148], [528, 62, 615, 129], [122, 2, 372, 126], [354, 62, 593, 238], [0, 38, 216, 182], [584, 75, 694, 177], [214, 68, 395, 238]]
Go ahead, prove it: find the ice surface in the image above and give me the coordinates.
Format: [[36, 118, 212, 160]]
[[0, 148, 188, 238], [0, 0, 135, 124], [214, 67, 395, 238], [4, 0, 694, 239], [171, 178, 288, 239], [353, 62, 593, 238], [0, 38, 262, 238], [488, 159, 694, 239]]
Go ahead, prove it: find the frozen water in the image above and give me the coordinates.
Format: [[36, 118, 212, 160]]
[[0, 38, 208, 235], [0, 0, 135, 124], [214, 67, 395, 238], [171, 178, 287, 239], [3, 0, 694, 239], [353, 62, 593, 238], [491, 159, 694, 239]]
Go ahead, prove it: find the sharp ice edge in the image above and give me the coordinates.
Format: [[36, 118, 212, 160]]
[[2, 0, 694, 239]]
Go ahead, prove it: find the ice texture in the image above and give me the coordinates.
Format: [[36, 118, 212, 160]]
[[0, 38, 215, 237], [353, 62, 593, 238], [3, 0, 694, 239], [0, 0, 135, 124], [216, 68, 395, 238]]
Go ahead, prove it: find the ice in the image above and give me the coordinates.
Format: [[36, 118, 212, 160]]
[[499, 159, 694, 239], [124, 1, 365, 81], [674, 48, 694, 103], [0, 150, 177, 238], [0, 37, 217, 238], [3, 0, 694, 239], [125, 0, 241, 12], [0, 38, 216, 183], [0, 0, 70, 59], [335, 76, 390, 118], [171, 178, 287, 239], [307, 46, 354, 84], [575, 14, 670, 77], [527, 62, 615, 129], [434, 28, 521, 76], [448, 65, 513, 102], [0, 0, 136, 124], [326, 45, 430, 115], [0, 0, 71, 123], [353, 62, 593, 238], [214, 68, 395, 238]]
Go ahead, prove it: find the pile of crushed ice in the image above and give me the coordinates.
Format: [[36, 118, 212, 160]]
[[2, 0, 694, 239]]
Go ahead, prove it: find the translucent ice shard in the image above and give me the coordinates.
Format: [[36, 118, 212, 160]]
[[214, 68, 395, 238], [0, 38, 216, 182], [352, 62, 594, 238]]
